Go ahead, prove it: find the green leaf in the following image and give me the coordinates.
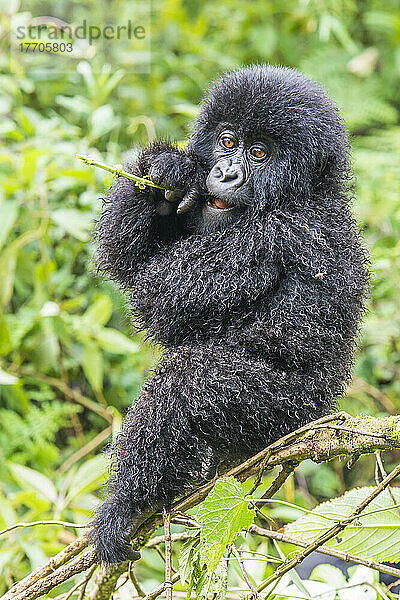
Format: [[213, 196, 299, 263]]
[[285, 487, 400, 562], [0, 552, 13, 572], [0, 200, 19, 250], [83, 295, 113, 326], [275, 580, 336, 600], [21, 149, 42, 184], [93, 327, 140, 354], [37, 318, 60, 371], [311, 564, 346, 588], [0, 491, 17, 527], [89, 105, 117, 139], [339, 566, 377, 600], [5, 309, 37, 350], [196, 561, 227, 600], [197, 476, 254, 570], [0, 367, 18, 385], [9, 464, 58, 504], [178, 535, 200, 586], [66, 454, 109, 503], [0, 246, 17, 308], [82, 339, 103, 393], [51, 209, 93, 241]]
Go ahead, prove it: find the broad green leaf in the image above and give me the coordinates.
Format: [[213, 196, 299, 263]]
[[20, 541, 48, 569], [36, 318, 60, 371], [0, 552, 13, 572], [178, 535, 200, 586], [66, 454, 109, 502], [286, 487, 400, 562], [0, 200, 18, 250], [197, 476, 254, 570], [196, 561, 227, 600], [82, 339, 103, 393], [311, 564, 346, 588], [275, 580, 336, 600], [51, 209, 93, 241], [5, 308, 37, 349], [55, 94, 91, 115], [83, 295, 112, 326], [0, 367, 18, 385], [0, 492, 17, 527], [21, 149, 42, 184], [0, 246, 17, 308], [58, 168, 94, 183], [93, 327, 140, 354], [69, 493, 99, 515], [338, 565, 377, 600], [89, 105, 117, 139], [9, 464, 58, 504]]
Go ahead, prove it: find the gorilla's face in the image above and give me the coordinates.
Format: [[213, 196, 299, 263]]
[[206, 124, 272, 208], [201, 123, 274, 229], [189, 65, 349, 232]]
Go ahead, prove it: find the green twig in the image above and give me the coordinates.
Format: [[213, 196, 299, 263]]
[[76, 154, 164, 190]]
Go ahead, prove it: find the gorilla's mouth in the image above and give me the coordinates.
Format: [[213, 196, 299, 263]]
[[207, 196, 234, 211]]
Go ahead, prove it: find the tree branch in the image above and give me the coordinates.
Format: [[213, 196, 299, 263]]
[[249, 525, 400, 580], [87, 562, 128, 600], [3, 413, 400, 600], [254, 461, 400, 595]]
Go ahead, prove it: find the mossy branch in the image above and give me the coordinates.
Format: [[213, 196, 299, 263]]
[[76, 154, 164, 190], [3, 413, 400, 600]]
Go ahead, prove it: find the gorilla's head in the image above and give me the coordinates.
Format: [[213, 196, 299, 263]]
[[188, 65, 350, 226]]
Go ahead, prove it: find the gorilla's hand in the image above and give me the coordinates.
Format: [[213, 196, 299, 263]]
[[138, 142, 207, 215]]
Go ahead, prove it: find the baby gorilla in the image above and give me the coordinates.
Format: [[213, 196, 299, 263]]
[[90, 65, 369, 563]]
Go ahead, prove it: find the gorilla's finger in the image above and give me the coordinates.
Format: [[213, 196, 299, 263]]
[[176, 188, 200, 214], [148, 168, 162, 186], [165, 189, 183, 202]]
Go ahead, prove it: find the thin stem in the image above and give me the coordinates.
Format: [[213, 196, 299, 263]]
[[129, 565, 146, 598], [163, 510, 173, 600], [142, 573, 181, 600], [76, 565, 97, 600], [257, 463, 298, 503], [250, 525, 400, 581], [0, 520, 87, 537], [231, 544, 260, 599], [76, 154, 164, 189], [253, 462, 400, 595]]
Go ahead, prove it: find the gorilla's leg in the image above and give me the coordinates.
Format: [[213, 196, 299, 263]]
[[89, 372, 216, 564], [89, 345, 332, 563]]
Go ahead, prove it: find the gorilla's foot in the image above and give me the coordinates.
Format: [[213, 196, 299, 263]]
[[88, 497, 142, 564]]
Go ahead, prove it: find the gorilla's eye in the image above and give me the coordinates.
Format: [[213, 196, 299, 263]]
[[250, 145, 267, 160], [221, 135, 236, 149]]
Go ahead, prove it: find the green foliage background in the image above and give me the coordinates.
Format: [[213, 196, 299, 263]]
[[0, 0, 400, 593]]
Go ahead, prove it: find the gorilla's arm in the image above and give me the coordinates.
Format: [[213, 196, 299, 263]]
[[129, 214, 283, 345], [95, 143, 207, 287], [239, 210, 368, 372]]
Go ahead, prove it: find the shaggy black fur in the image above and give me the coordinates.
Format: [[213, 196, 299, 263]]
[[89, 65, 369, 564]]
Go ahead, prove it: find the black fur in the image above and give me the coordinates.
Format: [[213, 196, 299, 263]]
[[89, 65, 369, 563]]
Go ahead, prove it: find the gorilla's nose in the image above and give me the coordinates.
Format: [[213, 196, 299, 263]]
[[215, 166, 240, 182], [207, 160, 245, 194]]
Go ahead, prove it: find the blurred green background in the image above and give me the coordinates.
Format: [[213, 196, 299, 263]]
[[0, 0, 400, 594]]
